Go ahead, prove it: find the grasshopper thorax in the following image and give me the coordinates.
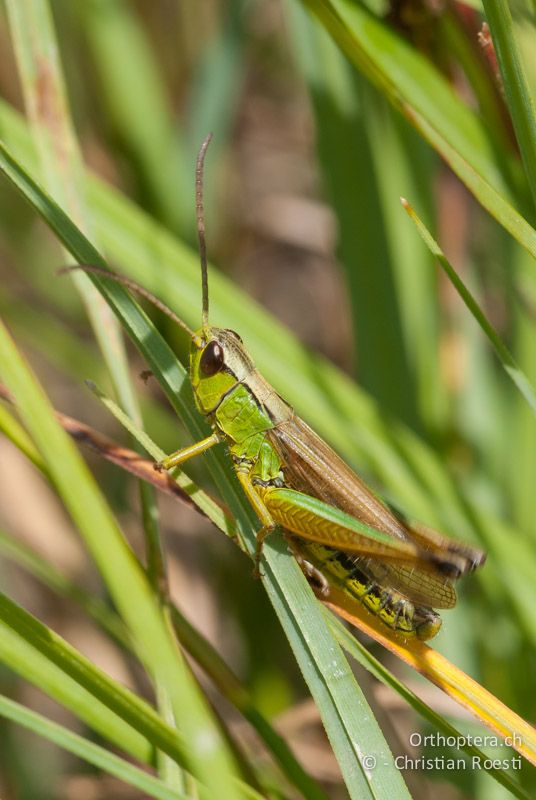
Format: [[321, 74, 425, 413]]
[[190, 326, 256, 415]]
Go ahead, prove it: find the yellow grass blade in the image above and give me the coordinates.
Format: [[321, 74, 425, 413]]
[[323, 585, 536, 766]]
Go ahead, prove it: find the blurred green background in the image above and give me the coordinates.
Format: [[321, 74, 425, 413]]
[[0, 1, 535, 798]]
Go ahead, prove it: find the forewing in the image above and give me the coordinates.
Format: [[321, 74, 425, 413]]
[[269, 415, 410, 541], [269, 415, 458, 608]]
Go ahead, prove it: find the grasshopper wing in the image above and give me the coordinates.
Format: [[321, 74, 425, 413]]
[[268, 415, 483, 609]]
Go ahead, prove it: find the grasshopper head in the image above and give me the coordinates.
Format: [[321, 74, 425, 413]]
[[190, 326, 255, 414]]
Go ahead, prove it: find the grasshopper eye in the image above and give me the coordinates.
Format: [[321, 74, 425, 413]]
[[200, 341, 224, 376]]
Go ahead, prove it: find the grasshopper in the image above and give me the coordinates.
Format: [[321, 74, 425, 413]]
[[67, 134, 485, 641]]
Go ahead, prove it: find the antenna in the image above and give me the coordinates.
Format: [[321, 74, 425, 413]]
[[196, 133, 213, 329], [57, 264, 198, 341]]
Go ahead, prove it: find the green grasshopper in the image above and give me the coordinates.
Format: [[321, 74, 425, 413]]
[[68, 134, 485, 641]]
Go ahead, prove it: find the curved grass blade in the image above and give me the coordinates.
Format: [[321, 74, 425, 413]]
[[4, 0, 139, 422], [402, 198, 536, 415], [0, 399, 44, 469], [4, 5, 171, 734], [0, 587, 190, 770], [0, 379, 210, 517], [285, 1, 444, 433], [261, 540, 413, 800], [0, 695, 191, 800], [0, 529, 329, 800], [76, 1, 190, 234], [0, 527, 129, 649], [0, 617, 151, 763], [4, 6, 174, 754], [0, 588, 264, 800]]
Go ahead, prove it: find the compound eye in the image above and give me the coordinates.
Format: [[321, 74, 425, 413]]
[[200, 341, 224, 376]]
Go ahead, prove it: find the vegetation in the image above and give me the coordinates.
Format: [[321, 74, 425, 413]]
[[0, 1, 535, 798]]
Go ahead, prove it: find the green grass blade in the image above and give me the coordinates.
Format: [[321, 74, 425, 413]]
[[0, 523, 328, 800], [295, 0, 536, 266], [77, 0, 189, 233], [297, 0, 506, 185], [0, 615, 151, 763], [402, 198, 536, 415], [4, 3, 167, 681], [0, 587, 193, 768], [287, 2, 446, 433], [482, 0, 536, 212], [439, 10, 510, 153], [85, 379, 240, 537], [184, 2, 245, 228], [4, 0, 140, 422], [508, 249, 536, 533], [0, 695, 190, 800], [0, 527, 130, 648], [169, 605, 331, 800], [263, 540, 413, 799], [0, 587, 263, 799], [0, 314, 243, 798], [0, 399, 44, 469]]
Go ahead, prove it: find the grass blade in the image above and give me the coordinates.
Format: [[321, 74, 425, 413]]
[[402, 198, 536, 415], [482, 0, 536, 212], [0, 527, 129, 648], [322, 584, 536, 767], [262, 541, 412, 799], [4, 10, 172, 748], [285, 1, 445, 433], [0, 515, 328, 800], [77, 0, 189, 233], [328, 614, 532, 800], [0, 616, 151, 762], [4, 0, 139, 421], [0, 586, 193, 770], [0, 695, 189, 800], [296, 0, 536, 267], [0, 313, 242, 798]]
